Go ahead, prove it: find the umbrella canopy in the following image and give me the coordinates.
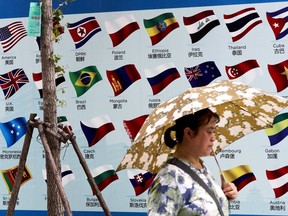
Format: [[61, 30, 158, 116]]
[[117, 80, 288, 174]]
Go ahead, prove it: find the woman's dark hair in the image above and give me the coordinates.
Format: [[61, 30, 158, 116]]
[[164, 108, 219, 149]]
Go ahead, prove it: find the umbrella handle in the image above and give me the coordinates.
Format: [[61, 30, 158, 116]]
[[212, 149, 227, 184]]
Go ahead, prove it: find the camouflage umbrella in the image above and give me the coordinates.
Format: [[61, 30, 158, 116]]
[[117, 80, 288, 174]]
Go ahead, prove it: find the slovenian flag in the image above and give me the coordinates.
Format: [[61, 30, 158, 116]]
[[265, 112, 288, 146], [145, 62, 180, 95], [80, 115, 115, 147], [105, 14, 140, 47]]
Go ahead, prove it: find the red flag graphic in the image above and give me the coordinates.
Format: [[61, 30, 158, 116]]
[[268, 59, 288, 92]]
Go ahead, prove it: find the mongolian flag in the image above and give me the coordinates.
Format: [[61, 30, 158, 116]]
[[0, 21, 27, 53], [0, 117, 27, 148], [183, 10, 220, 43], [123, 114, 149, 142], [266, 6, 288, 40], [106, 64, 141, 96], [67, 17, 101, 49], [225, 59, 262, 84], [105, 14, 140, 47], [80, 115, 115, 147], [127, 169, 154, 196], [2, 165, 32, 194], [33, 71, 65, 98], [69, 65, 102, 97], [267, 59, 288, 92], [185, 61, 221, 88], [223, 7, 262, 42], [0, 68, 29, 99], [266, 165, 288, 198], [145, 62, 180, 95], [144, 12, 179, 45], [223, 164, 256, 192], [265, 112, 288, 146], [88, 164, 119, 194]]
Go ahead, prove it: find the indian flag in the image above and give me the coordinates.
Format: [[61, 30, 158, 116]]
[[89, 164, 119, 194]]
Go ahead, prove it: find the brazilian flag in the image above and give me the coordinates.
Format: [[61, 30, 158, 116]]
[[69, 65, 102, 97]]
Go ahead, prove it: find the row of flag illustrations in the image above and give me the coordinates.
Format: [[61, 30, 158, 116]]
[[1, 109, 288, 150], [0, 59, 287, 101], [2, 161, 288, 199], [1, 6, 288, 53], [0, 111, 288, 197]]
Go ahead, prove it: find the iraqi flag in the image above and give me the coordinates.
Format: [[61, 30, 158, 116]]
[[225, 59, 262, 84], [267, 59, 288, 92], [224, 7, 262, 42], [67, 17, 101, 49], [123, 114, 149, 142], [144, 12, 179, 45], [89, 164, 119, 194], [106, 64, 141, 96], [265, 112, 288, 146], [266, 165, 288, 198], [145, 62, 180, 95], [127, 169, 154, 196], [183, 10, 220, 43], [80, 115, 115, 147], [105, 14, 140, 47], [223, 165, 256, 192], [266, 6, 288, 40]]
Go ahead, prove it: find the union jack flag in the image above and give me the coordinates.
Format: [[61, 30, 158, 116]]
[[185, 66, 203, 81], [0, 68, 29, 99], [184, 61, 221, 88]]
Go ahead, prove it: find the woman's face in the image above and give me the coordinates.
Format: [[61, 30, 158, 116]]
[[190, 118, 217, 157]]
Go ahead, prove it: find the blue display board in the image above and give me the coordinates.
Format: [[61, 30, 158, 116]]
[[0, 0, 288, 215]]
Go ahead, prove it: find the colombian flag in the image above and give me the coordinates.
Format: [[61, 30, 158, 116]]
[[223, 164, 256, 191]]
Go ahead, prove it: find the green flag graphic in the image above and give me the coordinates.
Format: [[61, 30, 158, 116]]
[[69, 65, 102, 97]]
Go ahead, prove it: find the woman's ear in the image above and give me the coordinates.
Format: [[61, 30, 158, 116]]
[[184, 127, 195, 138]]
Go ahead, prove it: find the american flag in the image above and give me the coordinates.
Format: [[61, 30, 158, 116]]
[[0, 68, 29, 99], [0, 21, 27, 53]]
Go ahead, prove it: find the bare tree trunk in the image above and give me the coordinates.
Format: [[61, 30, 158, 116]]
[[41, 0, 64, 215]]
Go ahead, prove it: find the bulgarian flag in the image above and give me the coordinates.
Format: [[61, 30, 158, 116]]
[[88, 164, 119, 194]]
